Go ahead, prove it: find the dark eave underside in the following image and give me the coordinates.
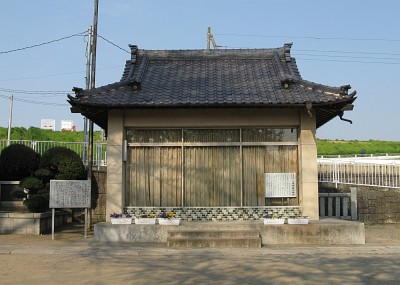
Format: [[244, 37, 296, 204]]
[[73, 99, 355, 132]]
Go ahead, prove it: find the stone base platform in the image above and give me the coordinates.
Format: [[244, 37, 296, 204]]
[[94, 218, 365, 246], [0, 211, 70, 234]]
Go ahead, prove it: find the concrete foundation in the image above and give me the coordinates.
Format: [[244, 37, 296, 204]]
[[0, 211, 69, 234], [94, 218, 365, 245]]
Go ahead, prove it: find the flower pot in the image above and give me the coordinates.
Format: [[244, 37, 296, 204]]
[[157, 218, 181, 225], [134, 218, 156, 225], [263, 218, 285, 225], [111, 218, 132, 224], [287, 218, 309, 225]]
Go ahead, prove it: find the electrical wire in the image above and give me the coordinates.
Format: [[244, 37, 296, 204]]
[[0, 66, 122, 82], [215, 33, 400, 42], [0, 88, 69, 94], [97, 34, 130, 54], [0, 31, 87, 55], [0, 93, 69, 106], [295, 53, 400, 62], [294, 48, 400, 57], [295, 57, 400, 65]]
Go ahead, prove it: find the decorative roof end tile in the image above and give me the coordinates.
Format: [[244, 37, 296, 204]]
[[129, 44, 138, 63]]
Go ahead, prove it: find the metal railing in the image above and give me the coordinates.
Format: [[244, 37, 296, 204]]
[[0, 140, 107, 167], [318, 153, 400, 159], [318, 158, 400, 189]]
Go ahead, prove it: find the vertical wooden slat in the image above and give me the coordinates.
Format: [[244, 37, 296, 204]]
[[127, 129, 298, 208], [257, 147, 264, 206], [219, 147, 223, 206], [166, 147, 171, 206], [133, 148, 138, 206], [160, 148, 166, 206], [189, 147, 195, 206], [149, 148, 154, 206], [145, 148, 150, 206], [209, 146, 214, 206], [194, 147, 198, 206], [154, 147, 161, 206], [228, 147, 232, 206], [137, 148, 144, 206], [177, 147, 182, 206], [199, 147, 204, 206], [168, 147, 172, 206]]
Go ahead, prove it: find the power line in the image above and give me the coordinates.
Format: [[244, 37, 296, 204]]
[[294, 48, 400, 57], [296, 57, 400, 65], [0, 31, 87, 55], [0, 66, 122, 82], [295, 53, 400, 62], [97, 34, 130, 53], [0, 94, 69, 106], [215, 33, 400, 42], [0, 88, 69, 94], [216, 44, 400, 64]]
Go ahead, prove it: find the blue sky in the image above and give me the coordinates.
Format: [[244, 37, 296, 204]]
[[0, 0, 399, 141]]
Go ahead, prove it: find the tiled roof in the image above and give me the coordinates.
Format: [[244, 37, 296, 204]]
[[68, 44, 356, 131]]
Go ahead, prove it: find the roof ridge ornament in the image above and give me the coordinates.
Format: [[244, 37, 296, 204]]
[[129, 45, 138, 63], [284, 43, 293, 62]]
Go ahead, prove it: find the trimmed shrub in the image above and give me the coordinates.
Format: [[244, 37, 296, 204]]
[[34, 168, 54, 183], [37, 189, 49, 196], [0, 144, 40, 181], [19, 177, 44, 193], [40, 147, 86, 180], [10, 188, 26, 199], [23, 194, 48, 213]]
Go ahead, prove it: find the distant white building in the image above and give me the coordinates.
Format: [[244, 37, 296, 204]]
[[40, 119, 55, 131], [61, 120, 74, 131]]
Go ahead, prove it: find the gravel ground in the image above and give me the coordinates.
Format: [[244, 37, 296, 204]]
[[0, 223, 399, 285]]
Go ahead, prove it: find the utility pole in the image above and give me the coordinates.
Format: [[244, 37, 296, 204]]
[[85, 0, 99, 234], [7, 94, 13, 146], [207, 26, 219, 49], [207, 27, 211, 50], [83, 26, 92, 165], [88, 0, 99, 181]]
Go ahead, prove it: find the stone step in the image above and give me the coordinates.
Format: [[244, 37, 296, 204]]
[[168, 230, 260, 239], [167, 230, 261, 248]]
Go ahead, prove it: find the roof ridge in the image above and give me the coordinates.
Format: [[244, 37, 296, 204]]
[[272, 51, 299, 87], [136, 47, 287, 60], [131, 54, 149, 83]]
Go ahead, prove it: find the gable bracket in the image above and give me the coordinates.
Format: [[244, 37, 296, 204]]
[[306, 102, 313, 117]]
